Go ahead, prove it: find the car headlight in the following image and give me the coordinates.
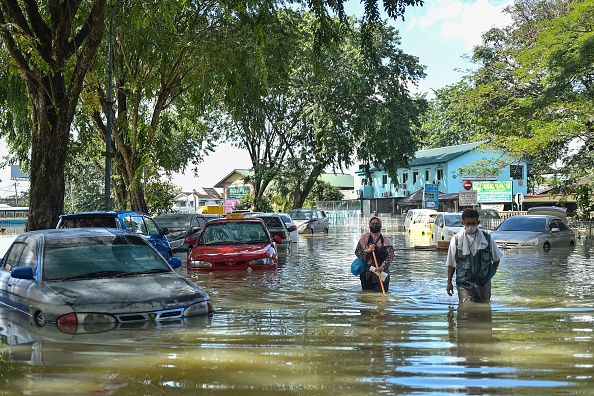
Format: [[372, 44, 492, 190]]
[[520, 238, 539, 247], [188, 260, 212, 268], [249, 257, 275, 265], [298, 224, 308, 230], [184, 300, 214, 317]]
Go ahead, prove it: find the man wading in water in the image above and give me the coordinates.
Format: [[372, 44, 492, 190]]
[[446, 208, 502, 303]]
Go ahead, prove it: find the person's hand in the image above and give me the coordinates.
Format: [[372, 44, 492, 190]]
[[364, 244, 375, 254], [446, 281, 454, 296]]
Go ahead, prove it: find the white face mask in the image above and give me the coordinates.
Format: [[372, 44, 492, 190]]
[[464, 225, 478, 234]]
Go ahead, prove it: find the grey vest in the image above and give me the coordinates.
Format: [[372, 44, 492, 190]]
[[455, 231, 495, 288]]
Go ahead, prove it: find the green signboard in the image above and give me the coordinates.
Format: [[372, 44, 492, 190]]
[[474, 181, 512, 203], [226, 185, 251, 200]]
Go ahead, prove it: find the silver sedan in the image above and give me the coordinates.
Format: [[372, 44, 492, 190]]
[[0, 228, 213, 334], [490, 215, 575, 250]]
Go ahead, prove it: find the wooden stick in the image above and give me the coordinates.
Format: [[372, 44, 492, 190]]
[[371, 250, 386, 295]]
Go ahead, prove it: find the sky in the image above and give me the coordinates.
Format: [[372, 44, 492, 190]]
[[0, 0, 514, 197]]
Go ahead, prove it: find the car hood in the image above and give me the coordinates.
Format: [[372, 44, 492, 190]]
[[292, 219, 310, 227], [490, 230, 541, 243], [45, 274, 209, 311], [191, 243, 275, 260]]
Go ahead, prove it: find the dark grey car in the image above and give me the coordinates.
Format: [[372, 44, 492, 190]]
[[154, 213, 208, 253]]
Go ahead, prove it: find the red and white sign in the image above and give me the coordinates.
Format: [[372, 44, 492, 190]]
[[463, 180, 473, 191]]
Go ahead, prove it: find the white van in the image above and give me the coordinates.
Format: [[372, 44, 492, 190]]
[[403, 209, 437, 232]]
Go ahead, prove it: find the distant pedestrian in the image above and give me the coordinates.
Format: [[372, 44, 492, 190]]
[[446, 208, 502, 303], [354, 216, 394, 292]]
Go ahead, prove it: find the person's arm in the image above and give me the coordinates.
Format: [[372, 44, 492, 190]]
[[446, 266, 455, 296], [379, 245, 394, 272], [493, 260, 500, 272]]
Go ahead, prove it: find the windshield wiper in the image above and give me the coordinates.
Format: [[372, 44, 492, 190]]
[[59, 270, 128, 281], [123, 268, 170, 276]]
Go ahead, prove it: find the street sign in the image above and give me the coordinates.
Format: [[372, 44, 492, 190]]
[[423, 183, 439, 209], [463, 180, 473, 190], [459, 190, 478, 206], [515, 192, 524, 205]]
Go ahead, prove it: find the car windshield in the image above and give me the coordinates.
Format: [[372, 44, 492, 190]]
[[198, 222, 269, 245], [289, 211, 311, 221], [43, 235, 170, 281], [444, 215, 462, 227], [496, 217, 547, 232], [155, 216, 189, 230], [278, 215, 292, 224]]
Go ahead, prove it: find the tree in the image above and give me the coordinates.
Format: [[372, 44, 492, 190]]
[[0, 0, 423, 230], [0, 0, 106, 230], [219, 11, 426, 210]]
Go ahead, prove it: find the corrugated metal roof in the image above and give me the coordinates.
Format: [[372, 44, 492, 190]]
[[408, 141, 486, 167], [319, 173, 354, 188]]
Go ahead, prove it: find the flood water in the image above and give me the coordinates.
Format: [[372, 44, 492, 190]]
[[1, 220, 593, 395]]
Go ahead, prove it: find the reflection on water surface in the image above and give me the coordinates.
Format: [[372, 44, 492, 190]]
[[1, 222, 593, 394]]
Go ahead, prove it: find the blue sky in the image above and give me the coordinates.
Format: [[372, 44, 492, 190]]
[[0, 0, 515, 196]]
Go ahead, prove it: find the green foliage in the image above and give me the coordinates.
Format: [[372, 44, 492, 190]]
[[234, 192, 273, 212], [145, 178, 181, 216], [304, 180, 343, 207]]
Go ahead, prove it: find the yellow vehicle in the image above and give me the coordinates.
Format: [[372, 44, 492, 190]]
[[199, 205, 224, 215], [408, 212, 437, 236]]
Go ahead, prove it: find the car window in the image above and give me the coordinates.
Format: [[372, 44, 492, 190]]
[[435, 215, 443, 227], [497, 217, 547, 232], [2, 241, 26, 271], [123, 215, 145, 234], [260, 216, 283, 228], [445, 215, 462, 227], [198, 222, 268, 245], [144, 217, 160, 235], [59, 216, 118, 228], [156, 215, 190, 230], [196, 217, 207, 228], [19, 238, 39, 269]]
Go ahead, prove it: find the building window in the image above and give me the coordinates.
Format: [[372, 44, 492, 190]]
[[437, 168, 444, 181], [425, 170, 431, 182], [382, 174, 388, 186], [413, 171, 419, 183], [402, 173, 408, 183]]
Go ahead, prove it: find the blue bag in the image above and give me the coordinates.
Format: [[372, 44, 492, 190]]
[[351, 257, 367, 276]]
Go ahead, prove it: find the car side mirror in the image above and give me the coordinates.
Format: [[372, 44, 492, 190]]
[[273, 235, 283, 244], [288, 225, 297, 232], [168, 257, 182, 269], [159, 227, 170, 236], [191, 227, 201, 233], [185, 237, 197, 246], [11, 266, 35, 280]]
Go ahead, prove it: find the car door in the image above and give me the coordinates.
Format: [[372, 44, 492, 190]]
[[433, 214, 444, 241], [1, 237, 39, 312], [142, 215, 172, 258], [550, 218, 573, 246]]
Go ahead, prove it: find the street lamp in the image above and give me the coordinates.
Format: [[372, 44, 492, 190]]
[[105, 0, 122, 210]]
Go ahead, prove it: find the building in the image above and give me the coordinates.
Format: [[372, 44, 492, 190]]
[[214, 169, 355, 213], [356, 141, 529, 214], [171, 187, 222, 213]]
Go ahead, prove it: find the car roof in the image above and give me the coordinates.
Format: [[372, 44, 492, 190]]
[[59, 210, 147, 218], [206, 218, 266, 225], [17, 227, 133, 241], [155, 213, 203, 218]]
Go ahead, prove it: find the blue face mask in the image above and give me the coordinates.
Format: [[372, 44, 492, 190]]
[[464, 225, 478, 234]]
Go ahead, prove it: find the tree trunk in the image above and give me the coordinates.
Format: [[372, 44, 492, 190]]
[[27, 83, 68, 230]]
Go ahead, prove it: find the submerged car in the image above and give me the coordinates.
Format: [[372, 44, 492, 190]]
[[491, 215, 575, 250], [0, 228, 214, 334], [57, 211, 173, 258], [287, 208, 329, 234], [254, 213, 296, 251], [276, 212, 298, 243], [403, 209, 437, 232], [186, 216, 282, 271], [408, 211, 437, 236], [432, 212, 463, 243], [154, 213, 208, 253]]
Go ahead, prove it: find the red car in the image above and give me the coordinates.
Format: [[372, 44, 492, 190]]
[[186, 216, 282, 271]]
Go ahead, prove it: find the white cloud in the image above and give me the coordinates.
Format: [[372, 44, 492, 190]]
[[407, 0, 513, 49]]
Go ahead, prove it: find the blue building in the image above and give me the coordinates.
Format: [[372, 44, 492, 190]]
[[356, 141, 529, 213]]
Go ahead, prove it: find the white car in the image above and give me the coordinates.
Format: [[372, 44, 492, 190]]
[[403, 209, 437, 232], [432, 212, 463, 243], [288, 208, 329, 234], [276, 212, 298, 242]]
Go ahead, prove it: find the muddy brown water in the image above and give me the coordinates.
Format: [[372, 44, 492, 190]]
[[1, 222, 593, 394]]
